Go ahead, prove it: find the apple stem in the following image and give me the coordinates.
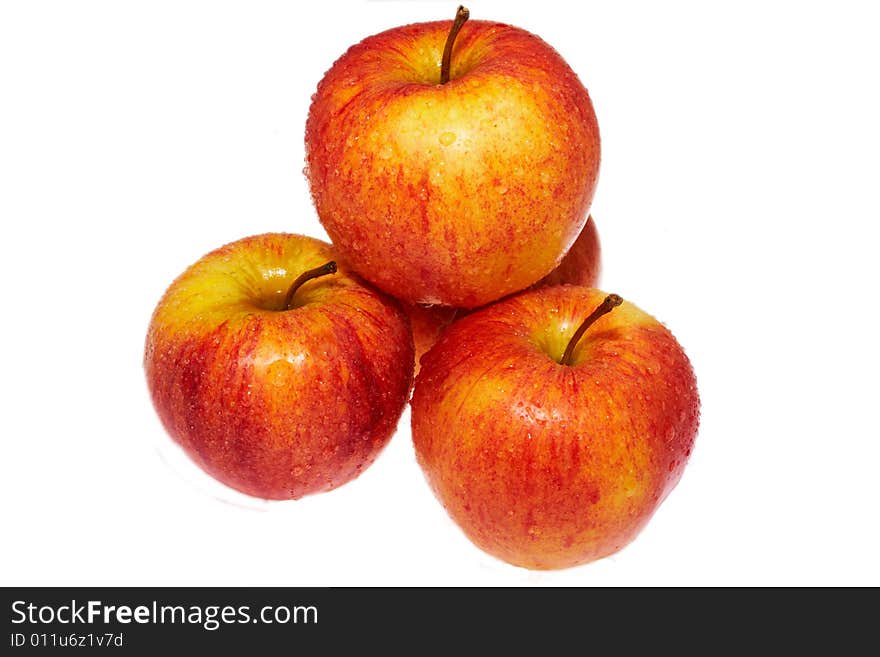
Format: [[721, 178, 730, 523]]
[[284, 261, 338, 310], [440, 5, 470, 84], [560, 294, 624, 366]]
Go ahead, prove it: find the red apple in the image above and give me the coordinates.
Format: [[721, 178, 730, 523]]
[[306, 7, 600, 308], [144, 233, 414, 500], [411, 286, 699, 569]]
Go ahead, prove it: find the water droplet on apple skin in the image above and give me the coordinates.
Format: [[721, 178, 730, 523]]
[[439, 131, 457, 146]]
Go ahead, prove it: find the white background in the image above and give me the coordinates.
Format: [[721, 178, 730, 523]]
[[2, 0, 878, 586]]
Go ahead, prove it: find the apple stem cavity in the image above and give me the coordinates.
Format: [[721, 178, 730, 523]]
[[440, 5, 470, 84], [284, 261, 338, 310], [560, 294, 624, 366]]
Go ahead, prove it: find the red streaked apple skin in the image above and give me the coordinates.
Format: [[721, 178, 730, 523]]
[[405, 216, 600, 367], [404, 303, 459, 377], [306, 19, 600, 308], [144, 233, 413, 500], [411, 286, 699, 569]]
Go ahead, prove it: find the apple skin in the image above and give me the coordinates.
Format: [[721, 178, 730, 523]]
[[407, 215, 600, 374], [534, 214, 601, 289], [411, 286, 699, 569], [306, 18, 600, 308], [144, 233, 414, 500], [404, 303, 459, 378]]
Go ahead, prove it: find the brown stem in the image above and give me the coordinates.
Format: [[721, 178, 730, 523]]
[[560, 294, 623, 366], [440, 5, 470, 84], [284, 261, 337, 310]]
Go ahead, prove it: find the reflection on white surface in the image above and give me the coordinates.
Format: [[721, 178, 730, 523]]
[[152, 432, 282, 512]]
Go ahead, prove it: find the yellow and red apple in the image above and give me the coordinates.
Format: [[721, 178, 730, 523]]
[[144, 233, 414, 500], [306, 8, 600, 308], [411, 286, 699, 569]]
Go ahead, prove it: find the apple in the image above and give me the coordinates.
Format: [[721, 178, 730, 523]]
[[533, 214, 601, 289], [306, 6, 601, 308], [411, 286, 699, 569], [403, 303, 459, 378], [144, 233, 414, 500]]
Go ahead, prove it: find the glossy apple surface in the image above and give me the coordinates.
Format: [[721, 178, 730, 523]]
[[411, 286, 699, 569], [535, 214, 601, 289], [306, 15, 600, 308], [404, 303, 459, 378], [144, 233, 413, 500], [409, 215, 601, 373]]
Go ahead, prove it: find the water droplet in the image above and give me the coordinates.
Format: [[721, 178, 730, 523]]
[[439, 131, 457, 146], [266, 360, 292, 387]]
